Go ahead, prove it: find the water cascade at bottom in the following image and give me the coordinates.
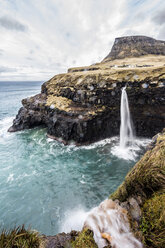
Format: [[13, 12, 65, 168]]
[[84, 199, 142, 248]]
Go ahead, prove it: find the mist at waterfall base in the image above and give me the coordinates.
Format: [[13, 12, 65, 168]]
[[0, 81, 150, 235], [111, 86, 138, 160]]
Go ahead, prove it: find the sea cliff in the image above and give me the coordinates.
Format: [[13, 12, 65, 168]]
[[8, 36, 165, 145]]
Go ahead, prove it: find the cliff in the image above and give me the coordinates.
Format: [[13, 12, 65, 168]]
[[103, 36, 165, 61], [8, 36, 165, 145]]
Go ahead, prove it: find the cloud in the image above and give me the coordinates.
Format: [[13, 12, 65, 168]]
[[0, 66, 17, 73], [0, 0, 165, 80], [151, 7, 165, 39], [158, 24, 165, 40], [152, 8, 165, 25], [0, 49, 4, 56], [153, 8, 165, 25], [0, 16, 27, 31]]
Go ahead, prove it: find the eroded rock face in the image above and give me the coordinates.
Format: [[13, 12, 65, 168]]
[[8, 94, 47, 132], [8, 37, 165, 145], [43, 231, 78, 248], [104, 36, 165, 61]]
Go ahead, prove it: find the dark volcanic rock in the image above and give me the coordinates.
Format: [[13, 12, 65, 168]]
[[43, 233, 71, 248], [104, 36, 165, 61], [43, 231, 78, 248], [8, 93, 47, 132]]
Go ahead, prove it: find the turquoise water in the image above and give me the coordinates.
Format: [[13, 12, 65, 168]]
[[0, 81, 150, 235]]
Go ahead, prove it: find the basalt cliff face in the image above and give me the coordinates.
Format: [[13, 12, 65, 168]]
[[9, 36, 165, 145]]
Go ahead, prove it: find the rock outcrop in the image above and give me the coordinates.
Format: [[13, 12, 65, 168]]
[[8, 36, 165, 145], [103, 36, 165, 61]]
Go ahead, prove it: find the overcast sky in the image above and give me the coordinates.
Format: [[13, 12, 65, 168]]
[[0, 0, 165, 81]]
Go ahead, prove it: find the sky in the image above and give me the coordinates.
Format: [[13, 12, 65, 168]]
[[0, 0, 165, 81]]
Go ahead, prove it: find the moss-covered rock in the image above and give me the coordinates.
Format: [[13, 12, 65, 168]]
[[140, 193, 165, 248], [70, 228, 98, 248]]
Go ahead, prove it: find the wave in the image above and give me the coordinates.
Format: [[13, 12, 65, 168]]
[[53, 135, 150, 162], [59, 207, 89, 233], [0, 116, 14, 140]]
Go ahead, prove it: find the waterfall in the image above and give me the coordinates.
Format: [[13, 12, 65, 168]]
[[84, 199, 142, 248], [120, 86, 134, 148]]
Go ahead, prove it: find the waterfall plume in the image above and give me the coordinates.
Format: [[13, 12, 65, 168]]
[[120, 86, 134, 148]]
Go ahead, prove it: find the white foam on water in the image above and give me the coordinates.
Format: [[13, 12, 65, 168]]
[[45, 134, 150, 162], [111, 137, 151, 161], [59, 207, 89, 233], [0, 116, 14, 140], [47, 138, 54, 143], [80, 180, 86, 184], [64, 137, 118, 152], [7, 173, 14, 183]]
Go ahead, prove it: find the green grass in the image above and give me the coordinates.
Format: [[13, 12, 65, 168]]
[[140, 193, 165, 248], [70, 228, 98, 248], [0, 226, 42, 248]]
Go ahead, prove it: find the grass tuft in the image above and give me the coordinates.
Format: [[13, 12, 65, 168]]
[[0, 225, 41, 248]]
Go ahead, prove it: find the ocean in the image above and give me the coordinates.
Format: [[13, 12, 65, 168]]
[[0, 81, 150, 235]]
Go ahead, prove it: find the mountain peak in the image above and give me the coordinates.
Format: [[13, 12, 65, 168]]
[[103, 35, 165, 61]]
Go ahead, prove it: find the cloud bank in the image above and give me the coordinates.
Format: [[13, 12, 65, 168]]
[[0, 0, 165, 81], [0, 16, 27, 31]]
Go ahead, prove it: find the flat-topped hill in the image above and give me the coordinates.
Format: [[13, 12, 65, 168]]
[[103, 36, 165, 61]]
